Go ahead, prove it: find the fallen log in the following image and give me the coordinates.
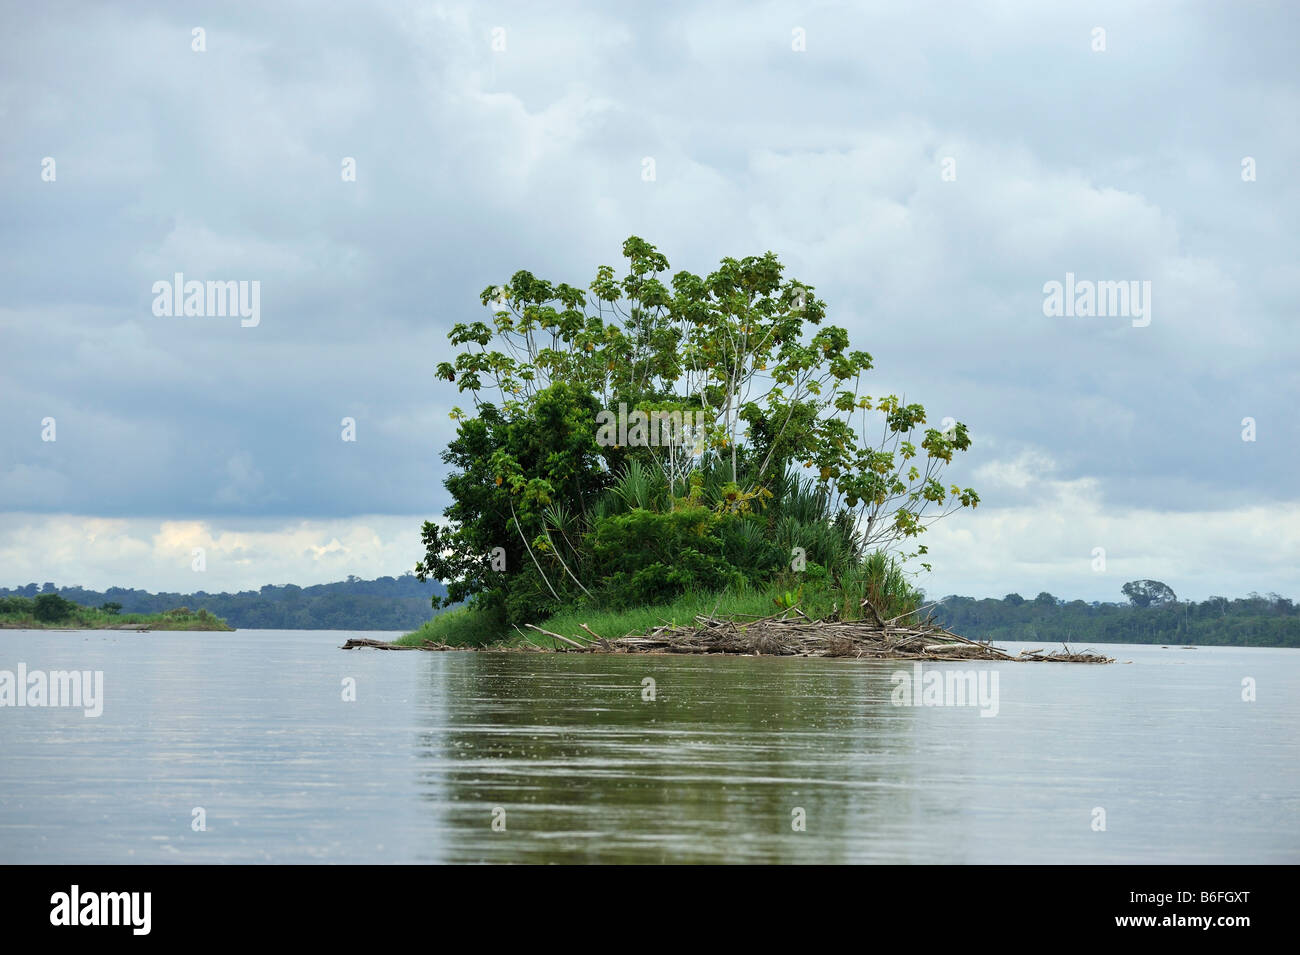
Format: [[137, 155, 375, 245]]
[[342, 637, 426, 650], [524, 624, 589, 651]]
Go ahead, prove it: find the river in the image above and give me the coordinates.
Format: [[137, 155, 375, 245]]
[[1, 629, 1295, 863]]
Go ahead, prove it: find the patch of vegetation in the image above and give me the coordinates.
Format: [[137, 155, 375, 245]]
[[414, 237, 972, 644], [0, 575, 446, 630], [397, 562, 923, 649], [0, 595, 233, 631], [935, 585, 1300, 647]]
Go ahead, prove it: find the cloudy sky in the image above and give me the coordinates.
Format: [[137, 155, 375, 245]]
[[2, 1, 1297, 602]]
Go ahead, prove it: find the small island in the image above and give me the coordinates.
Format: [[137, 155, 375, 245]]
[[0, 594, 233, 631], [352, 238, 1111, 662]]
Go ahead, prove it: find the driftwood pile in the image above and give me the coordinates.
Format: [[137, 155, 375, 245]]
[[519, 608, 1112, 663], [341, 605, 1112, 663]]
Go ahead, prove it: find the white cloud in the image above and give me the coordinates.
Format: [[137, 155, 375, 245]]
[[923, 480, 1300, 602], [973, 448, 1059, 491], [0, 513, 428, 593]]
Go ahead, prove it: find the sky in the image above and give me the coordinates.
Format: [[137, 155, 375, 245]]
[[1, 1, 1297, 602]]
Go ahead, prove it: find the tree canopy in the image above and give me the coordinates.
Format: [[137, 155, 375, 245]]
[[1122, 579, 1178, 608], [418, 237, 980, 628]]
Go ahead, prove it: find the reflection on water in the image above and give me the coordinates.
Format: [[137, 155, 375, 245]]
[[0, 630, 1296, 863]]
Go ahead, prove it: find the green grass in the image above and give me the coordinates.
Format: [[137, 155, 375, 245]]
[[396, 550, 929, 650], [395, 606, 497, 647], [394, 581, 891, 649], [0, 607, 234, 631], [512, 589, 782, 649]]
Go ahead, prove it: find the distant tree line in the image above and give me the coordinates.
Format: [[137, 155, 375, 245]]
[[3, 575, 1294, 645], [0, 574, 448, 631], [933, 581, 1299, 647], [0, 593, 229, 629]]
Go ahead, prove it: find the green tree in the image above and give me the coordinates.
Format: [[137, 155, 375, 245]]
[[419, 237, 979, 625], [33, 593, 77, 622], [417, 380, 611, 626], [1122, 579, 1177, 608]]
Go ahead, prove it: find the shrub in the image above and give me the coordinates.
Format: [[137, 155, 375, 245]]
[[33, 593, 78, 623], [0, 595, 35, 615], [588, 506, 744, 607]]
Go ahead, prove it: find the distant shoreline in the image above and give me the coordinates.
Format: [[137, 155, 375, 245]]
[[0, 599, 234, 632], [0, 620, 232, 631]]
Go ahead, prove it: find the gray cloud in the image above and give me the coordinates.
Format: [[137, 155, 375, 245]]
[[1, 0, 1296, 596]]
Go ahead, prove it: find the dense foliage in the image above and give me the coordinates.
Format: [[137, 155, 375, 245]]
[[32, 593, 78, 622], [0, 575, 447, 631], [417, 237, 978, 629], [934, 588, 1300, 647], [0, 594, 229, 630]]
